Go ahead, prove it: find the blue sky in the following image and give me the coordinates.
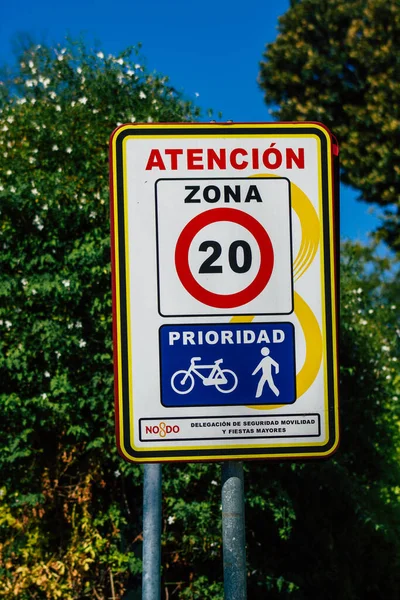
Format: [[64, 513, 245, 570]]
[[1, 0, 381, 244]]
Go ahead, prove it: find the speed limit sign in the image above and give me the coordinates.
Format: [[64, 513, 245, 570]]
[[156, 177, 292, 316], [110, 122, 339, 463]]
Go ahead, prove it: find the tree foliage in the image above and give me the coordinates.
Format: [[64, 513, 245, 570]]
[[0, 38, 399, 599], [259, 0, 400, 253]]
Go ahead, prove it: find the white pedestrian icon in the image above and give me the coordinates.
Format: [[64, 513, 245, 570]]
[[252, 347, 280, 398]]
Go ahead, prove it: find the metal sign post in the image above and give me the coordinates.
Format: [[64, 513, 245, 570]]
[[142, 463, 162, 600], [222, 462, 247, 600]]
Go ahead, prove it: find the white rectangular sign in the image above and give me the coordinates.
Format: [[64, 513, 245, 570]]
[[110, 122, 339, 462]]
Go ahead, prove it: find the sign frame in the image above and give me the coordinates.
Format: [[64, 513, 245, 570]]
[[109, 122, 340, 463]]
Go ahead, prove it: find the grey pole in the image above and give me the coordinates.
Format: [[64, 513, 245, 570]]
[[142, 463, 162, 600], [221, 461, 247, 600]]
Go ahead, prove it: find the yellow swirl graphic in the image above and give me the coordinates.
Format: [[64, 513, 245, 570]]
[[292, 292, 323, 397], [231, 175, 323, 407], [291, 182, 320, 281]]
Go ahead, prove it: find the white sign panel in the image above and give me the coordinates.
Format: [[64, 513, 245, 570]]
[[110, 122, 339, 462]]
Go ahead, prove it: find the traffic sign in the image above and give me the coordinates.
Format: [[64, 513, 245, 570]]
[[109, 122, 339, 462], [156, 177, 292, 315]]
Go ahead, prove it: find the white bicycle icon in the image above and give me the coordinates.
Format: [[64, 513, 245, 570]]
[[171, 357, 238, 395]]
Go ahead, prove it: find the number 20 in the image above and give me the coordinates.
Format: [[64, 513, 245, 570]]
[[199, 240, 252, 274]]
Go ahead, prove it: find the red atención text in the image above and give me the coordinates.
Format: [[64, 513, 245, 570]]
[[145, 145, 305, 171]]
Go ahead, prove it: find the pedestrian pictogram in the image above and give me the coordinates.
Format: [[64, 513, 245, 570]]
[[252, 348, 280, 398]]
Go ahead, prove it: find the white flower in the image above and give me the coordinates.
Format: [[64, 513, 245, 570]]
[[49, 91, 57, 99], [41, 393, 47, 399], [114, 470, 121, 477], [116, 58, 124, 65], [55, 351, 61, 358], [211, 480, 218, 486], [57, 54, 64, 61], [77, 67, 82, 74], [66, 147, 72, 153], [5, 320, 12, 329], [52, 144, 59, 151], [167, 516, 176, 525], [31, 98, 36, 104], [44, 371, 50, 378], [134, 63, 141, 69], [10, 186, 16, 193], [31, 188, 39, 195], [33, 215, 44, 228], [6, 116, 14, 123], [127, 69, 135, 76], [2, 125, 8, 132], [6, 170, 12, 175], [17, 98, 27, 105], [79, 339, 86, 348], [79, 97, 88, 105], [381, 345, 390, 352], [29, 157, 36, 164], [21, 278, 28, 287], [97, 52, 104, 59], [75, 321, 82, 328], [31, 289, 37, 295], [139, 91, 146, 99], [55, 105, 61, 112], [92, 108, 99, 114], [62, 279, 70, 287]]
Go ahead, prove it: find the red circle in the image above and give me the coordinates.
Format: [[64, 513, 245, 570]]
[[175, 208, 274, 308]]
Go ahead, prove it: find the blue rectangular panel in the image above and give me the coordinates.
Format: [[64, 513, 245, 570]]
[[159, 323, 296, 407]]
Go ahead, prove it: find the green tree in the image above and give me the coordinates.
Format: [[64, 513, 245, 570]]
[[259, 0, 400, 253], [0, 39, 204, 599]]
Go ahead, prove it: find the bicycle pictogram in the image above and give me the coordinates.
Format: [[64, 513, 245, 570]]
[[171, 357, 238, 395]]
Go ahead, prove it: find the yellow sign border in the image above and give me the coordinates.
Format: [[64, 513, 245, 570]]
[[110, 122, 339, 462]]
